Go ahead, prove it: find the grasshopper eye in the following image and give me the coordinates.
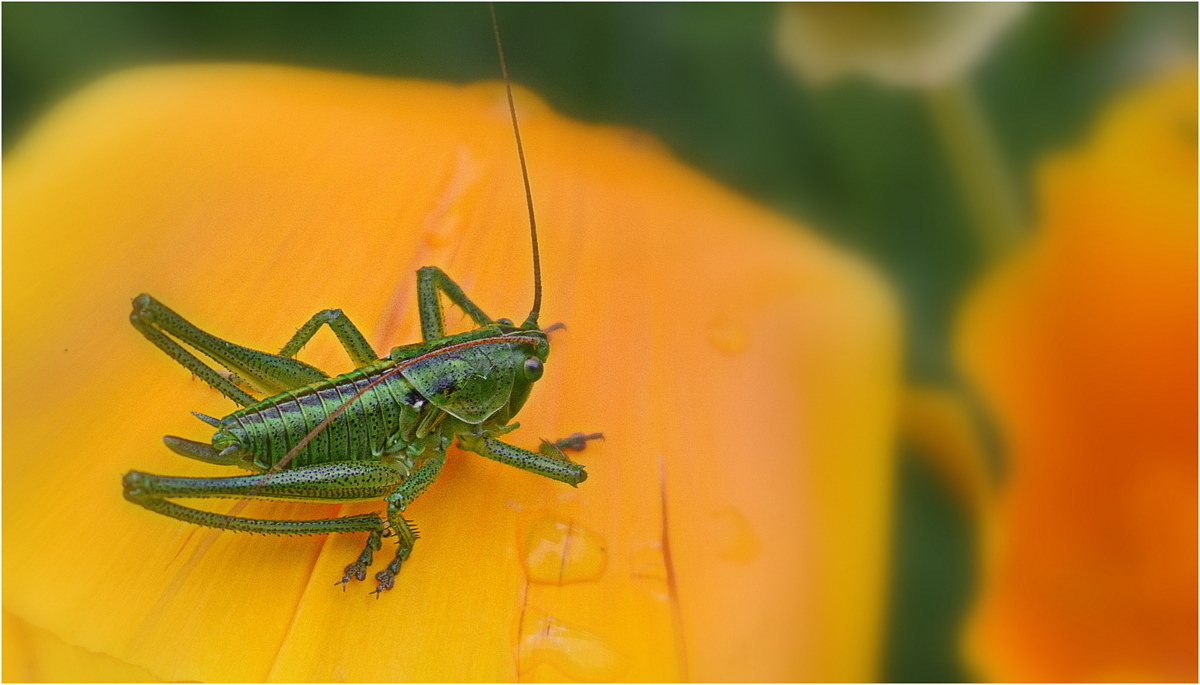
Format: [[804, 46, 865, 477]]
[[523, 357, 543, 381]]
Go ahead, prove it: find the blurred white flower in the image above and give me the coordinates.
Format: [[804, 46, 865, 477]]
[[776, 3, 1027, 88]]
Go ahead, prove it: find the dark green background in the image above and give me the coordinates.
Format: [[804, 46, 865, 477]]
[[5, 3, 1195, 680]]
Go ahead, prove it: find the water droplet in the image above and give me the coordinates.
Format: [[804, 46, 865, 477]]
[[707, 315, 749, 355], [620, 128, 667, 153], [712, 507, 761, 564], [421, 147, 478, 248], [518, 607, 627, 682], [486, 83, 547, 122], [424, 212, 460, 248], [630, 544, 670, 602], [630, 544, 668, 582], [521, 516, 606, 585]]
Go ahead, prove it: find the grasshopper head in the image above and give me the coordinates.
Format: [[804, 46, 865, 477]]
[[397, 324, 550, 426], [493, 322, 550, 424]]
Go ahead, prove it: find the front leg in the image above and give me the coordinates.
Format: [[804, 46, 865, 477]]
[[458, 434, 587, 486]]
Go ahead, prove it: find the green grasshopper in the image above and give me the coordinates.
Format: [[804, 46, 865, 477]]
[[121, 8, 600, 597]]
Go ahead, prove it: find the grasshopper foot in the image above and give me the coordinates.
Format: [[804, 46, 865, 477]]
[[371, 568, 397, 598], [336, 529, 382, 591], [555, 432, 604, 452], [539, 432, 604, 461], [370, 556, 404, 598], [337, 561, 369, 590]]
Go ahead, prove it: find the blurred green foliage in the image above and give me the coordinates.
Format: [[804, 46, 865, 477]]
[[4, 3, 1195, 681]]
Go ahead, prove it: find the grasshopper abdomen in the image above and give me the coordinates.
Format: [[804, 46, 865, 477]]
[[215, 362, 426, 471]]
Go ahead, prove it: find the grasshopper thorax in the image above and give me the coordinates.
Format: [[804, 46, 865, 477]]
[[386, 326, 549, 426]]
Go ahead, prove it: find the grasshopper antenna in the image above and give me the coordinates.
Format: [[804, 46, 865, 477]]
[[490, 2, 541, 329]]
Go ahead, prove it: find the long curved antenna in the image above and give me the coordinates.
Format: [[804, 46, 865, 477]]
[[490, 2, 541, 329], [142, 10, 546, 619]]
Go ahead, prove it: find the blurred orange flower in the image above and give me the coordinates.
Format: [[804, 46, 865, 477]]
[[960, 68, 1197, 681], [3, 66, 900, 681]]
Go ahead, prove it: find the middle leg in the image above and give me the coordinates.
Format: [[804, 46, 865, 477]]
[[416, 266, 494, 341], [278, 308, 379, 367], [369, 454, 447, 595]]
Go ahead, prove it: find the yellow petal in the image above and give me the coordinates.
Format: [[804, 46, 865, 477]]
[[4, 65, 900, 681], [960, 67, 1197, 681], [4, 611, 159, 683]]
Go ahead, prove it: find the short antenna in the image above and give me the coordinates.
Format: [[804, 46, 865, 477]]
[[490, 2, 541, 329]]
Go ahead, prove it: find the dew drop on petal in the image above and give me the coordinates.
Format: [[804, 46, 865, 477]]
[[629, 543, 670, 602], [712, 506, 761, 564], [707, 315, 750, 355], [518, 607, 628, 682], [620, 127, 668, 154], [422, 147, 478, 248], [424, 212, 460, 248], [521, 515, 607, 585]]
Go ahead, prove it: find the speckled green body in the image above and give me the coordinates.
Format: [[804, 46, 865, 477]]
[[218, 360, 428, 472], [122, 286, 593, 595], [121, 17, 598, 595], [210, 325, 552, 477]]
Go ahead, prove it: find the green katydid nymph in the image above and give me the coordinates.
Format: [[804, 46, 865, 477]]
[[121, 7, 601, 597]]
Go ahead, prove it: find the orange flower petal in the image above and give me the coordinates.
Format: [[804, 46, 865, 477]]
[[4, 611, 159, 683], [4, 65, 900, 681], [960, 68, 1197, 681]]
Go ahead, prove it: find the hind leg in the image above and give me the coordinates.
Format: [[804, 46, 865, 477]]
[[123, 460, 411, 592], [130, 294, 330, 406]]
